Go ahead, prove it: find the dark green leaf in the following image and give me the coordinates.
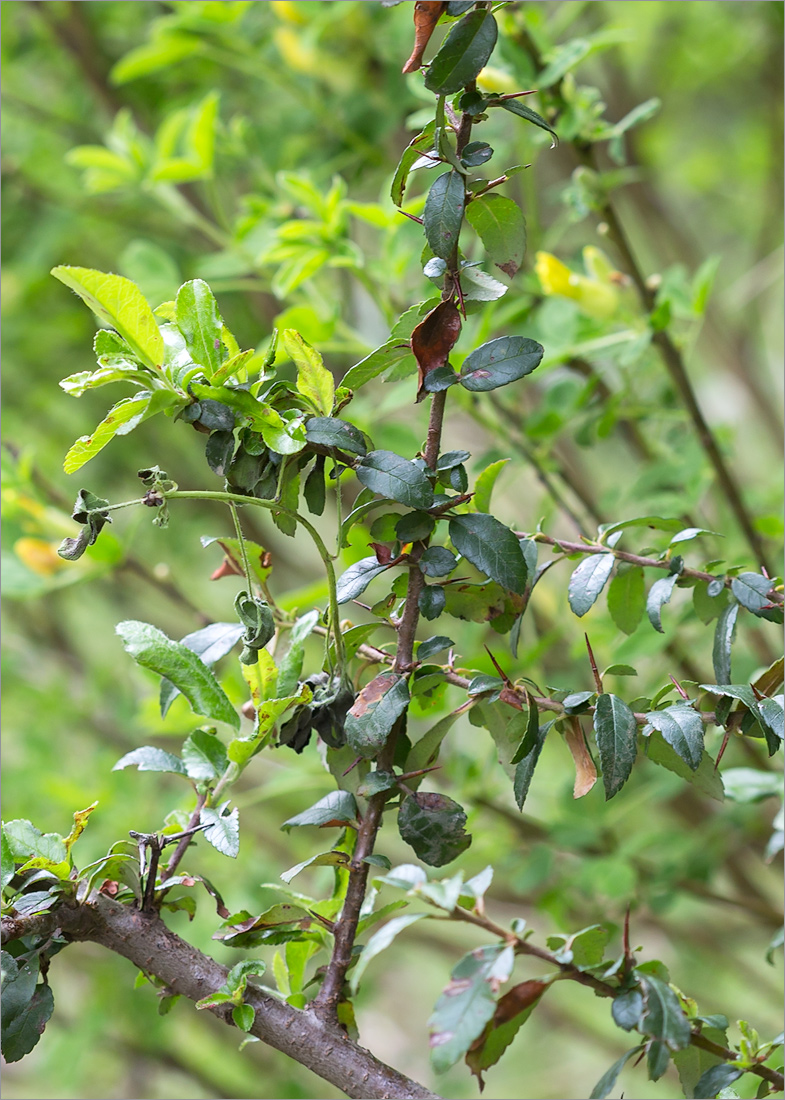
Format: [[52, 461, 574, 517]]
[[645, 730, 724, 801], [607, 565, 645, 635], [589, 1046, 645, 1099], [399, 791, 471, 868], [175, 279, 223, 377], [693, 579, 730, 623], [647, 574, 678, 632], [357, 451, 434, 509], [467, 674, 505, 696], [58, 488, 112, 561], [1, 832, 15, 891], [420, 546, 458, 577], [568, 554, 615, 616], [731, 572, 774, 614], [459, 336, 543, 392], [281, 790, 358, 832], [423, 364, 459, 392], [418, 636, 455, 661], [200, 805, 239, 858], [390, 121, 436, 207], [396, 511, 436, 542], [428, 943, 512, 1072], [182, 729, 229, 781], [419, 585, 447, 620], [465, 194, 527, 277], [423, 171, 465, 260], [648, 1040, 671, 1081], [449, 513, 528, 593], [205, 429, 235, 476], [513, 721, 551, 809], [116, 621, 240, 730], [510, 701, 539, 764], [446, 1, 475, 15], [113, 746, 186, 775], [562, 691, 596, 714], [345, 672, 410, 759], [645, 705, 704, 770], [1, 977, 54, 1064], [612, 988, 644, 1031], [160, 622, 244, 716], [343, 341, 416, 391], [594, 693, 637, 799], [496, 98, 558, 143], [461, 140, 493, 167], [304, 455, 326, 515], [305, 417, 367, 456], [639, 973, 691, 1050], [336, 556, 389, 604], [424, 10, 498, 94], [694, 1064, 744, 1099], [712, 602, 739, 684]]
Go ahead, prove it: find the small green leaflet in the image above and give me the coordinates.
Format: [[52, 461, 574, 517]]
[[115, 620, 239, 730], [424, 9, 498, 95], [449, 513, 528, 593], [465, 194, 526, 278], [472, 458, 508, 514], [356, 451, 434, 509], [693, 1063, 744, 1099], [341, 341, 415, 390], [568, 554, 615, 616], [345, 672, 410, 759], [51, 266, 164, 369], [424, 171, 465, 260], [398, 791, 471, 867], [645, 705, 704, 771], [459, 336, 543, 392], [182, 728, 229, 781], [513, 720, 551, 810], [647, 574, 678, 633], [594, 693, 637, 799], [428, 943, 513, 1072], [607, 565, 645, 635], [175, 279, 223, 377], [282, 330, 334, 416]]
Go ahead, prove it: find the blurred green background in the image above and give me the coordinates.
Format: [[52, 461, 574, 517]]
[[2, 3, 782, 1098]]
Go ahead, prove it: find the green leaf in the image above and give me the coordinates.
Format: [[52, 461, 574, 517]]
[[63, 394, 145, 474], [396, 511, 436, 543], [182, 729, 229, 781], [645, 705, 704, 771], [281, 791, 358, 832], [639, 973, 691, 1050], [465, 980, 546, 1087], [390, 121, 436, 207], [424, 10, 498, 95], [110, 31, 203, 84], [720, 766, 783, 803], [568, 554, 615, 616], [712, 602, 739, 684], [472, 458, 508, 514], [428, 943, 513, 1072], [1, 974, 54, 1064], [1, 831, 15, 891], [594, 693, 637, 800], [465, 195, 526, 277], [51, 266, 164, 369], [693, 580, 730, 624], [449, 513, 528, 593], [200, 805, 239, 858], [460, 140, 493, 167], [645, 730, 724, 801], [600, 515, 685, 540], [510, 701, 539, 764], [116, 620, 240, 730], [2, 821, 67, 864], [160, 622, 244, 716], [547, 924, 610, 969], [459, 336, 543, 392], [419, 584, 447, 620], [282, 330, 334, 416], [647, 574, 678, 633], [731, 572, 774, 614], [418, 636, 455, 662], [175, 279, 223, 377], [468, 674, 505, 696], [59, 364, 148, 397], [607, 565, 645, 635], [232, 1004, 255, 1032], [113, 746, 186, 775], [342, 340, 415, 390], [419, 546, 458, 577], [345, 672, 410, 759], [280, 851, 350, 884], [424, 171, 466, 260], [356, 451, 434, 509], [398, 791, 471, 867], [304, 417, 367, 456], [612, 988, 644, 1031], [350, 913, 429, 996], [405, 708, 466, 775], [496, 98, 558, 144], [336, 556, 389, 604], [694, 1064, 744, 1099], [589, 1046, 645, 1099]]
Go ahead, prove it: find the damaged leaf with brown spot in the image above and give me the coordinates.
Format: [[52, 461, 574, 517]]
[[344, 672, 410, 759], [466, 980, 548, 1090]]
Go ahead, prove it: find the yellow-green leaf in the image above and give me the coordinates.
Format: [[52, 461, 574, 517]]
[[282, 330, 334, 415]]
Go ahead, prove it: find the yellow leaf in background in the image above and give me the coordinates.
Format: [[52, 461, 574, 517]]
[[15, 537, 68, 576]]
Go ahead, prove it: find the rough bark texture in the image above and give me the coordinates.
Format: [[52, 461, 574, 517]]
[[2, 896, 440, 1100]]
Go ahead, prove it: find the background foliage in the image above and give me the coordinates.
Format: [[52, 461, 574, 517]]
[[2, 2, 783, 1098]]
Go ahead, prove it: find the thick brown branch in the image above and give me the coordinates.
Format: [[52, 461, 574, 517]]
[[2, 897, 440, 1100]]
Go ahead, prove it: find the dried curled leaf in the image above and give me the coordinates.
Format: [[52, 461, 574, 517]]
[[411, 299, 462, 402], [402, 1, 447, 74], [564, 716, 597, 798]]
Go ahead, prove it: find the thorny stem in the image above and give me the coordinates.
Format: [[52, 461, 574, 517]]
[[449, 906, 785, 1092]]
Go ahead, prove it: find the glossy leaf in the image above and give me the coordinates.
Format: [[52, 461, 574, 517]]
[[182, 729, 229, 781], [398, 791, 471, 867], [472, 458, 508, 514], [113, 746, 186, 775], [419, 546, 458, 577], [175, 279, 223, 377], [459, 336, 543, 391], [282, 330, 334, 416], [345, 672, 410, 759], [612, 988, 644, 1031], [645, 705, 704, 771], [304, 417, 367, 456], [694, 1064, 744, 1099], [607, 565, 645, 635], [357, 451, 434, 509], [342, 340, 415, 390], [160, 622, 244, 716], [639, 973, 691, 1050], [647, 574, 678, 633], [731, 571, 774, 613], [712, 601, 739, 684], [594, 693, 637, 799], [51, 266, 163, 369], [423, 171, 465, 260], [449, 513, 528, 593], [1, 968, 54, 1064], [336, 556, 390, 604], [568, 554, 615, 616], [419, 585, 447, 620], [280, 790, 358, 832], [424, 9, 498, 94], [428, 943, 512, 1072], [496, 97, 558, 143], [116, 620, 239, 730], [465, 194, 526, 277]]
